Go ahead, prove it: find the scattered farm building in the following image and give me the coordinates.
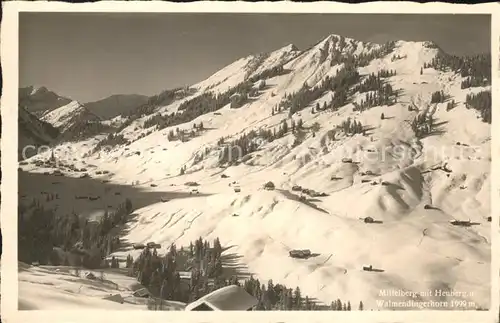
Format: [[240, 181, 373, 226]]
[[264, 181, 275, 190], [289, 249, 311, 259], [133, 288, 151, 298], [103, 294, 124, 304]]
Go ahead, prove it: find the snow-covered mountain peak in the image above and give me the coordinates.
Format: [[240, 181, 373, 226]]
[[311, 33, 380, 55], [21, 85, 57, 99], [272, 43, 300, 55], [193, 44, 301, 95], [19, 85, 73, 120], [41, 100, 101, 132], [30, 85, 49, 95], [281, 43, 299, 52]]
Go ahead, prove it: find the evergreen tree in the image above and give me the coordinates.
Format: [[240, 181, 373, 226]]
[[465, 90, 491, 123], [125, 198, 133, 214], [282, 120, 288, 134], [294, 286, 301, 309], [305, 296, 311, 310]]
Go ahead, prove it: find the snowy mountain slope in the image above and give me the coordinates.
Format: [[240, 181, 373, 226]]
[[193, 44, 300, 94], [118, 44, 302, 125], [41, 101, 102, 132], [18, 87, 117, 149], [19, 86, 72, 117], [19, 87, 141, 144], [18, 107, 60, 158], [19, 35, 491, 310], [84, 94, 149, 120]]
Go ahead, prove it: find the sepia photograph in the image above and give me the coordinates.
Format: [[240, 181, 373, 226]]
[[12, 8, 492, 313]]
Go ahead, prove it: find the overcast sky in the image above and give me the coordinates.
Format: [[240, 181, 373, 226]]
[[19, 13, 490, 103]]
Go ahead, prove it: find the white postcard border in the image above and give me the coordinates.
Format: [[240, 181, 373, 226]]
[[1, 2, 498, 323]]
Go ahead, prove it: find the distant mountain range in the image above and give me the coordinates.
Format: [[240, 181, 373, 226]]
[[18, 86, 149, 150], [19, 86, 149, 120]]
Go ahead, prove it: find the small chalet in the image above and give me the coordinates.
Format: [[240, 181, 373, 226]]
[[450, 219, 472, 227], [178, 271, 192, 280], [289, 249, 311, 259], [103, 294, 124, 304], [146, 242, 161, 249], [133, 243, 146, 250], [264, 181, 275, 190], [133, 287, 150, 298]]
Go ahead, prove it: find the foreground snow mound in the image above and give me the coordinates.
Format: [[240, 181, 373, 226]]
[[18, 264, 142, 310], [18, 263, 187, 310]]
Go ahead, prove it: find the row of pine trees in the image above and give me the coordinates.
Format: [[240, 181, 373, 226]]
[[424, 52, 490, 88], [18, 195, 132, 268], [129, 237, 362, 311], [215, 114, 368, 166], [465, 90, 491, 124], [280, 64, 361, 117], [216, 118, 306, 165]]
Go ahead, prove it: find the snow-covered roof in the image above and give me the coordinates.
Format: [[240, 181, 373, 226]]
[[185, 285, 257, 311], [178, 271, 192, 280], [103, 294, 124, 304], [133, 288, 150, 297]]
